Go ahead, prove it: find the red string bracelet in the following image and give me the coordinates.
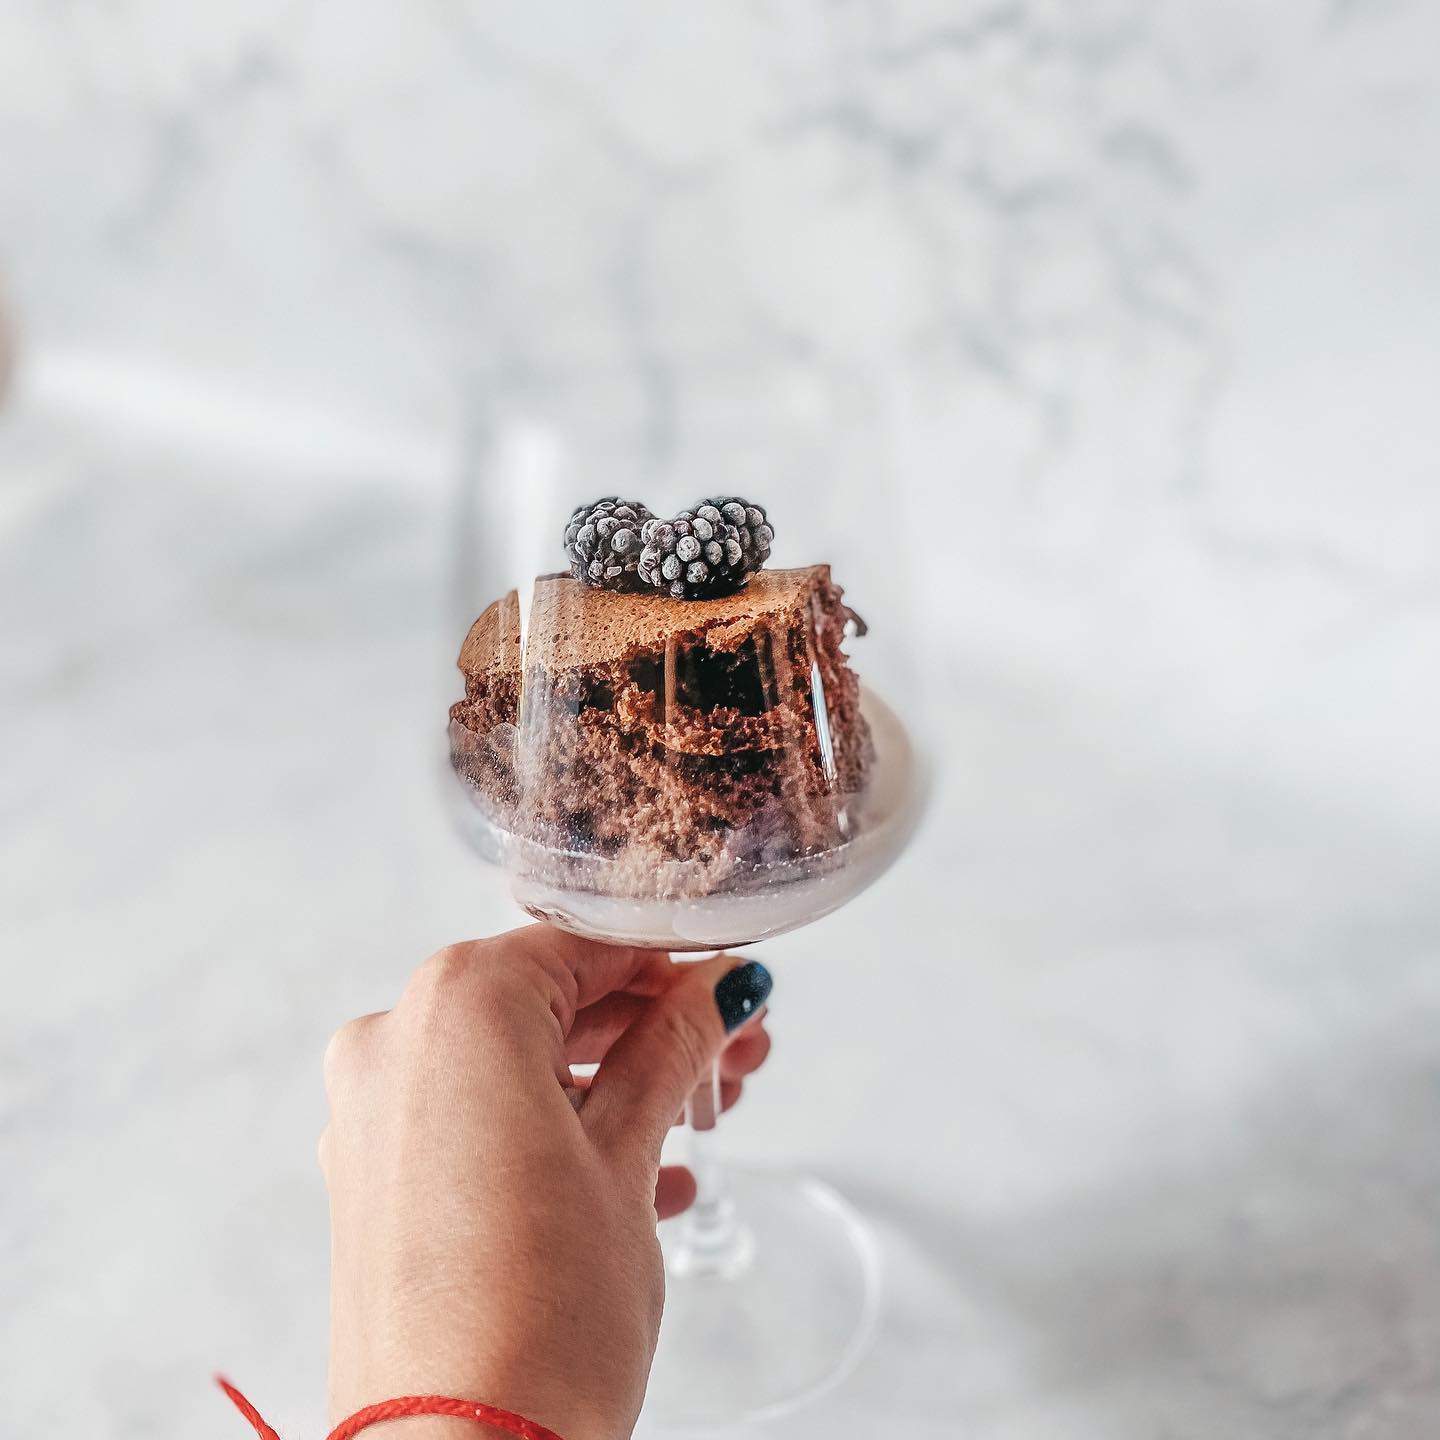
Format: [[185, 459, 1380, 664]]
[[217, 1376, 567, 1440]]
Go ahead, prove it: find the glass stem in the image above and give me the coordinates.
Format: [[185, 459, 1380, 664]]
[[672, 1056, 753, 1277]]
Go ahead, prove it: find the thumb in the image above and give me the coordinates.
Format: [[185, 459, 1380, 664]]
[[581, 956, 772, 1163]]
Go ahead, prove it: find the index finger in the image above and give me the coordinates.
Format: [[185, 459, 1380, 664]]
[[500, 924, 674, 1031]]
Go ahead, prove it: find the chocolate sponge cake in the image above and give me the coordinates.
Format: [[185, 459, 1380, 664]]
[[449, 566, 872, 891]]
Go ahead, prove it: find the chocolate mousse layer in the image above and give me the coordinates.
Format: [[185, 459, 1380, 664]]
[[449, 566, 871, 887]]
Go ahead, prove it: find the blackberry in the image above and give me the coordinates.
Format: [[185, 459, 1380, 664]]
[[563, 498, 655, 590], [636, 497, 774, 600]]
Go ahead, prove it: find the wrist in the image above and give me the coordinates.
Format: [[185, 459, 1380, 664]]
[[326, 1388, 598, 1440], [354, 1422, 517, 1440], [329, 1346, 614, 1440]]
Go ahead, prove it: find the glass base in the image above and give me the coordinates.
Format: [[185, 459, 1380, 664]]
[[641, 1168, 881, 1434]]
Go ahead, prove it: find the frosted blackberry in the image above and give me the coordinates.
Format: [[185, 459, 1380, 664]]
[[635, 496, 774, 600], [563, 498, 655, 591]]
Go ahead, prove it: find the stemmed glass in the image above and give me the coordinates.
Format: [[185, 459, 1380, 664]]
[[445, 380, 923, 1432]]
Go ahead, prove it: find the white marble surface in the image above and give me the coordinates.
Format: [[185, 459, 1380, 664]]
[[4, 3, 1440, 1437]]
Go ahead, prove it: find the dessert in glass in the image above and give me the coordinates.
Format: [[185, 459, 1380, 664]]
[[448, 496, 921, 1431]]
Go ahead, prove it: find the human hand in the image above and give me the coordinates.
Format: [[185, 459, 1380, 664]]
[[320, 926, 772, 1439]]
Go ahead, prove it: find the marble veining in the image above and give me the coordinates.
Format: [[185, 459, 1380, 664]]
[[2, 3, 1440, 1437]]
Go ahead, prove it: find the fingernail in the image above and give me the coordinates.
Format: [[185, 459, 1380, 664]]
[[715, 960, 773, 1033]]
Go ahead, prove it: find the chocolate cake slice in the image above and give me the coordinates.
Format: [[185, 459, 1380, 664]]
[[449, 566, 872, 889]]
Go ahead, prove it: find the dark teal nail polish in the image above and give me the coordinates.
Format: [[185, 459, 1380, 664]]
[[715, 960, 772, 1033]]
